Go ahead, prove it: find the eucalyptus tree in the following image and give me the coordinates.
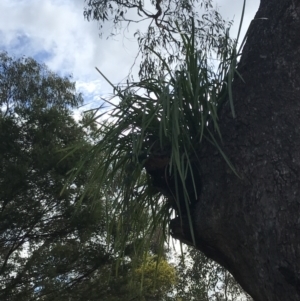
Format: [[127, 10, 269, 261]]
[[84, 0, 233, 79], [81, 0, 300, 300]]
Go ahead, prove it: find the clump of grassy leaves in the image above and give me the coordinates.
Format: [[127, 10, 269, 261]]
[[70, 7, 245, 259]]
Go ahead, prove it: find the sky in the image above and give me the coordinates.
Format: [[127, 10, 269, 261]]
[[0, 0, 260, 110]]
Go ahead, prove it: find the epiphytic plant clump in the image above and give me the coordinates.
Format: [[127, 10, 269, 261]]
[[72, 8, 245, 253]]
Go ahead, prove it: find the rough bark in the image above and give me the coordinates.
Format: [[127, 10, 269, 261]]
[[170, 1, 300, 300]]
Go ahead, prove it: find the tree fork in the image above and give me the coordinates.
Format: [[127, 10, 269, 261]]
[[170, 1, 300, 300]]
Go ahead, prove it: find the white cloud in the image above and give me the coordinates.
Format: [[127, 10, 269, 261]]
[[0, 0, 139, 102], [0, 0, 260, 107]]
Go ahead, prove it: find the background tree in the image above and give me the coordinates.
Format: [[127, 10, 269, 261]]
[[0, 51, 99, 299], [174, 247, 253, 301], [82, 0, 300, 300], [134, 254, 176, 301], [0, 52, 176, 301]]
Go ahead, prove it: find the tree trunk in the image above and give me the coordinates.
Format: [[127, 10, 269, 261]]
[[170, 1, 300, 300]]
